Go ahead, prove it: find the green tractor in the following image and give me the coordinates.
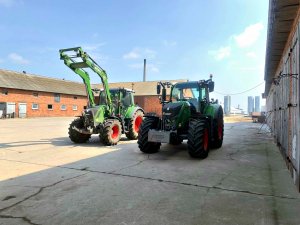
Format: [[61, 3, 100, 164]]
[[59, 47, 144, 145], [137, 76, 224, 158]]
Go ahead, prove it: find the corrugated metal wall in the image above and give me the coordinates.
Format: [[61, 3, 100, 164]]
[[266, 19, 300, 191]]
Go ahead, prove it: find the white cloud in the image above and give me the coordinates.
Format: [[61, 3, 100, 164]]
[[163, 40, 177, 47], [123, 50, 140, 59], [234, 22, 264, 48], [209, 46, 231, 60], [0, 0, 22, 7], [129, 63, 159, 73], [8, 53, 29, 64], [123, 48, 156, 60], [82, 43, 106, 51], [246, 52, 256, 58]]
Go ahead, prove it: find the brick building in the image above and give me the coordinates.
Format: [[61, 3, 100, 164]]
[[0, 69, 186, 118], [0, 69, 87, 118]]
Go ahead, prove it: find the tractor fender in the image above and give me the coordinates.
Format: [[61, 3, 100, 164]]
[[212, 105, 223, 120], [203, 104, 222, 137], [125, 106, 144, 119]]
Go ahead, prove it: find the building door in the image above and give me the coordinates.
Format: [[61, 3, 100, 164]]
[[7, 102, 16, 118], [18, 103, 27, 118], [0, 102, 5, 118]]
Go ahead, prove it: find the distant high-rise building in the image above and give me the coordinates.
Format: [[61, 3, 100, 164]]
[[255, 96, 260, 112], [224, 95, 231, 115], [248, 96, 254, 114]]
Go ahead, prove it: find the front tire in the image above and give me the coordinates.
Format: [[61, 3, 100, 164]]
[[187, 119, 210, 158], [138, 117, 161, 153], [100, 119, 122, 146], [126, 110, 144, 140], [68, 118, 91, 143]]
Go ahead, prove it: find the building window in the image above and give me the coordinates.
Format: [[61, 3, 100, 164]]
[[32, 103, 39, 110], [54, 93, 60, 102], [33, 92, 39, 97], [48, 104, 53, 110], [73, 96, 78, 99], [1, 89, 8, 95], [61, 104, 66, 110], [72, 105, 78, 111]]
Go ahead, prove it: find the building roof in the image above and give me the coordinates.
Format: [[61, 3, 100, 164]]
[[0, 69, 87, 96], [91, 79, 188, 96], [264, 0, 299, 95], [0, 69, 188, 96]]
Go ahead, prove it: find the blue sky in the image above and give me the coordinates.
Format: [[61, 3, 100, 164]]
[[0, 0, 268, 110]]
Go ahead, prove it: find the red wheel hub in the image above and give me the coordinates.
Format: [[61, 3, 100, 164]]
[[111, 125, 119, 139], [203, 128, 209, 150], [134, 116, 143, 132]]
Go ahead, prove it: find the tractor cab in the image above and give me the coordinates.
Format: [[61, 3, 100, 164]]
[[170, 82, 209, 113], [98, 88, 135, 116]]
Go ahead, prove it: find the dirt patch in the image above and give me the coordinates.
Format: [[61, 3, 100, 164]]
[[224, 115, 252, 123]]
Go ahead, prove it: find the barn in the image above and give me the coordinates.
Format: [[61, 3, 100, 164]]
[[264, 0, 300, 191]]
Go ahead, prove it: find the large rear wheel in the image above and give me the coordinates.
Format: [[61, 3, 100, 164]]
[[100, 119, 122, 146], [68, 118, 91, 143], [137, 117, 161, 153], [212, 107, 224, 148], [187, 119, 210, 158], [126, 110, 144, 140]]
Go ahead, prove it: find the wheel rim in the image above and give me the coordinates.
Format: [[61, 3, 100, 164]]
[[111, 125, 119, 139], [218, 121, 223, 139], [134, 116, 143, 132], [203, 128, 209, 150]]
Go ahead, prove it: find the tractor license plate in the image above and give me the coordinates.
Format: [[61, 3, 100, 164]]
[[148, 130, 170, 143]]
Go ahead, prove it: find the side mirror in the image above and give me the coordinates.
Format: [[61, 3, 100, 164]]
[[162, 88, 167, 102], [208, 81, 214, 92], [157, 84, 161, 95]]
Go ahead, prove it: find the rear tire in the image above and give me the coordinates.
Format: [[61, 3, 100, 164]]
[[212, 107, 224, 148], [68, 118, 91, 143], [126, 110, 144, 140], [100, 119, 122, 146], [187, 119, 210, 158], [138, 117, 161, 153]]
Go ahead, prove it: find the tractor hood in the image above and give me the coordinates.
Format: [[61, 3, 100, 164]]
[[163, 102, 184, 117], [162, 101, 191, 130]]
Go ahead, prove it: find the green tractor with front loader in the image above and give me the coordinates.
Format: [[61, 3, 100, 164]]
[[59, 47, 144, 145], [137, 76, 224, 158]]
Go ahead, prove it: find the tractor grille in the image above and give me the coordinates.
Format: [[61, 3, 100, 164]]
[[162, 116, 176, 131]]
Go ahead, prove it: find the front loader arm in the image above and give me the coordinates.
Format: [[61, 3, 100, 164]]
[[59, 47, 112, 111]]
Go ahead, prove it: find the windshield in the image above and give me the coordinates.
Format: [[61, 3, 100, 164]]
[[99, 90, 119, 105], [171, 83, 207, 111], [171, 83, 200, 101], [99, 89, 132, 107]]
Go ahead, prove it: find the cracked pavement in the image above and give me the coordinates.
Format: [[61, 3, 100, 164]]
[[0, 117, 300, 225]]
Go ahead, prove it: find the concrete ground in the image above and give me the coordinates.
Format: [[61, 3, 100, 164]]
[[0, 117, 299, 225]]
